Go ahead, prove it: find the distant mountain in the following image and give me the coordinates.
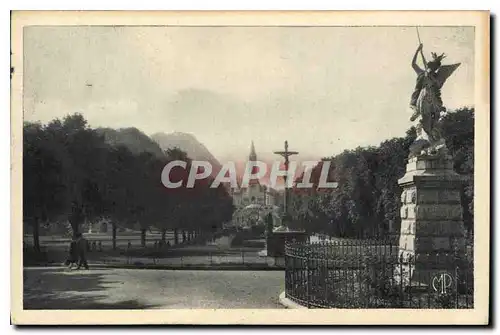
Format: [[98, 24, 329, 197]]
[[151, 132, 222, 176], [96, 127, 165, 158]]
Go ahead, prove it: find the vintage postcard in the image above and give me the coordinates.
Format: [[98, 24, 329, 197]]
[[11, 11, 490, 325]]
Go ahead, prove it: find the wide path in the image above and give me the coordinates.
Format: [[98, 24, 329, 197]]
[[23, 267, 285, 309]]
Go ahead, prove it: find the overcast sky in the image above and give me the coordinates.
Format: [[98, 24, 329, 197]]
[[23, 26, 474, 162]]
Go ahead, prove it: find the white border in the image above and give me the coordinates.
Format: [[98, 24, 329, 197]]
[[3, 2, 495, 332]]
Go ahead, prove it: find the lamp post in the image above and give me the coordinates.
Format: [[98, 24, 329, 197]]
[[273, 140, 299, 222]]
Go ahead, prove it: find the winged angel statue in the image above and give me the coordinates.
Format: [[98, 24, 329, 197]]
[[408, 43, 461, 157]]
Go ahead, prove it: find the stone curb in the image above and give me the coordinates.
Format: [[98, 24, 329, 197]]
[[92, 264, 284, 271], [278, 291, 307, 309], [25, 263, 285, 271]]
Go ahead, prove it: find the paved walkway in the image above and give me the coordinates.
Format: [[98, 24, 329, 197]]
[[23, 267, 285, 309]]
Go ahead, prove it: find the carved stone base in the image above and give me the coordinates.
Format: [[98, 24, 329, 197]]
[[397, 154, 466, 287]]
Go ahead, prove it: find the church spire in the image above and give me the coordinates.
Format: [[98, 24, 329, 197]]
[[249, 141, 257, 161], [248, 141, 260, 186]]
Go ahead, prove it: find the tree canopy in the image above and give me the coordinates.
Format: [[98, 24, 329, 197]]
[[290, 108, 474, 238], [23, 114, 234, 246]]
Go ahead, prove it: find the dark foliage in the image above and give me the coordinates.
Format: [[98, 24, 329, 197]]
[[290, 108, 474, 237], [23, 114, 234, 249]]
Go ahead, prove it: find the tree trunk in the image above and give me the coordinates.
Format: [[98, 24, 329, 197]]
[[112, 223, 117, 250], [161, 229, 167, 243], [174, 228, 179, 245], [32, 218, 41, 253], [141, 228, 146, 247], [69, 206, 84, 239]]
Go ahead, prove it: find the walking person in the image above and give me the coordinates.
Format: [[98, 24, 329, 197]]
[[75, 232, 89, 270], [64, 237, 78, 269]]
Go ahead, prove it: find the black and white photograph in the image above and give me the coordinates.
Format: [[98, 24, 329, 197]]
[[10, 11, 490, 325]]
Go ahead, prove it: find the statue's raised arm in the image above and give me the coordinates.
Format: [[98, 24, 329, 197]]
[[411, 43, 425, 75]]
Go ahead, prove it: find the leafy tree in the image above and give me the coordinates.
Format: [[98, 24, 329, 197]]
[[49, 114, 108, 237], [23, 114, 235, 253], [289, 108, 472, 238], [441, 108, 474, 232], [23, 122, 68, 251]]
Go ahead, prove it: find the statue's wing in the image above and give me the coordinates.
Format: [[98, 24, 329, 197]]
[[436, 63, 461, 87]]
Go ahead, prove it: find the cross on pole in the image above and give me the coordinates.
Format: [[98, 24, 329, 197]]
[[273, 140, 299, 217]]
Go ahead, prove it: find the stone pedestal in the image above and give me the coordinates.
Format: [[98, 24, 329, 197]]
[[397, 154, 466, 287]]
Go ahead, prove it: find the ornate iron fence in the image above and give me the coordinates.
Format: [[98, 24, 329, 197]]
[[284, 238, 473, 308]]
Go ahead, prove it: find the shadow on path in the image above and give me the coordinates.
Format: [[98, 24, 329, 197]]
[[23, 268, 161, 310]]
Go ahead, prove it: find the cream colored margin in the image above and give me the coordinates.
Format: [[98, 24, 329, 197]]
[[10, 10, 490, 325]]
